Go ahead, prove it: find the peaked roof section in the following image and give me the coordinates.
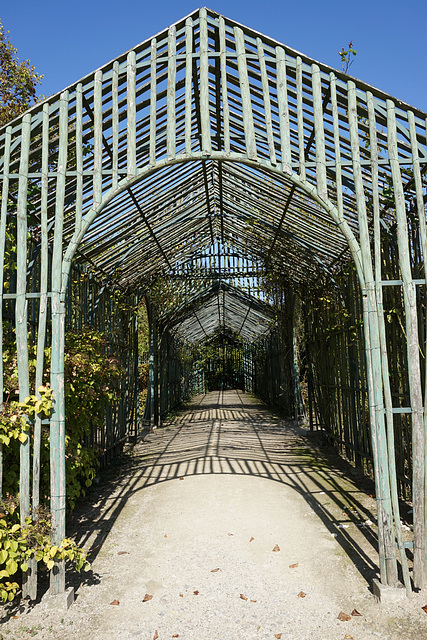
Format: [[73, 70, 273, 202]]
[[161, 280, 274, 343], [2, 8, 427, 344]]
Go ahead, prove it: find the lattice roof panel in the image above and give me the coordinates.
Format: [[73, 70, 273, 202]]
[[2, 7, 427, 341]]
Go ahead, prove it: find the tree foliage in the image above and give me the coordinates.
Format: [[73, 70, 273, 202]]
[[0, 20, 43, 127]]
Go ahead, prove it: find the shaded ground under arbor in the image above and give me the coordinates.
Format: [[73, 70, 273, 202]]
[[2, 391, 427, 640]]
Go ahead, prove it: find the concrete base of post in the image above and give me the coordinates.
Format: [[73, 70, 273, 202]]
[[372, 579, 406, 604], [42, 586, 75, 611]]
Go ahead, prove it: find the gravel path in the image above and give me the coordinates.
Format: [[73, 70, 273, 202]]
[[2, 390, 427, 639]]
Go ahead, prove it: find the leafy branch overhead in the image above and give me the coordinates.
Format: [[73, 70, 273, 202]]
[[0, 20, 43, 127]]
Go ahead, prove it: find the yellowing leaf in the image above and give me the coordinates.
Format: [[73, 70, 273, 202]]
[[18, 432, 28, 443], [49, 546, 59, 558], [46, 559, 55, 570], [6, 559, 17, 575], [9, 540, 18, 553]]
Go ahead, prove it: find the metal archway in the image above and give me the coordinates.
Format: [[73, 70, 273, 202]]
[[1, 7, 427, 599]]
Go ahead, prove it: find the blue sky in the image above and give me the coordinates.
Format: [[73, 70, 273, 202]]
[[2, 0, 427, 112]]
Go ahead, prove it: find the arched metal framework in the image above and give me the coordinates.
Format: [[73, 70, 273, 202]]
[[1, 7, 427, 598]]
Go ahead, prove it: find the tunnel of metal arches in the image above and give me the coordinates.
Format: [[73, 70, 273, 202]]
[[3, 6, 427, 600]]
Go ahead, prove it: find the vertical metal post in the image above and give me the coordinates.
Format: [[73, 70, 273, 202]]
[[147, 298, 155, 426], [16, 115, 31, 598], [348, 82, 398, 586], [50, 91, 69, 596], [0, 125, 11, 498], [387, 100, 425, 588]]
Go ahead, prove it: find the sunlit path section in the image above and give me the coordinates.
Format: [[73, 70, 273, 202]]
[[29, 391, 421, 640]]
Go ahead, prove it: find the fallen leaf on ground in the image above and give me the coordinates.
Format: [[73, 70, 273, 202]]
[[193, 590, 199, 595], [344, 635, 354, 639], [228, 533, 233, 536], [153, 632, 159, 640], [110, 599, 120, 605], [297, 591, 306, 598], [273, 544, 280, 552], [164, 534, 167, 538], [240, 593, 248, 600], [289, 563, 298, 569], [143, 594, 153, 602], [351, 609, 362, 616], [250, 536, 254, 542], [337, 611, 352, 621], [422, 604, 427, 613], [250, 599, 257, 603], [275, 635, 282, 639], [210, 568, 220, 572], [117, 551, 129, 555], [172, 635, 179, 638], [179, 593, 183, 597]]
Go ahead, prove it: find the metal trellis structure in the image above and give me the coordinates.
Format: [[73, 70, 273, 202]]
[[2, 6, 427, 600]]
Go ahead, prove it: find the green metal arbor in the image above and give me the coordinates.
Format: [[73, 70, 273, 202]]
[[2, 7, 427, 599]]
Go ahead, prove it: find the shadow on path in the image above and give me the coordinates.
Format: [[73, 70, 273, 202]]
[[69, 390, 387, 592]]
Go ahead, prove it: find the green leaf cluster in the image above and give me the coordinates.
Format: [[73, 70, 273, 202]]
[[0, 20, 43, 127], [2, 328, 124, 508], [0, 386, 53, 448], [0, 497, 90, 603]]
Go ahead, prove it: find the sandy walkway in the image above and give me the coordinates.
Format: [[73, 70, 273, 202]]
[[2, 391, 426, 639]]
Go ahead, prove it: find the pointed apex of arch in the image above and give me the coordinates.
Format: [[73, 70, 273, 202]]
[[1, 5, 426, 296]]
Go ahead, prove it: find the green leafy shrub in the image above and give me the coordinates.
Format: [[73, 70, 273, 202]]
[[61, 329, 124, 508], [2, 328, 124, 508], [0, 496, 89, 603]]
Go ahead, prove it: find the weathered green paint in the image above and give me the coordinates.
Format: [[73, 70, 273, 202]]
[[1, 7, 427, 600], [16, 114, 31, 598], [348, 82, 398, 586], [167, 26, 177, 161], [235, 27, 257, 161], [276, 47, 291, 172], [387, 99, 425, 588], [0, 125, 11, 497], [407, 110, 427, 580], [257, 38, 276, 166], [49, 91, 68, 596]]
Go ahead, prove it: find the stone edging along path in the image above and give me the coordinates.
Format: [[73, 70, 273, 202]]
[[2, 390, 427, 639]]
